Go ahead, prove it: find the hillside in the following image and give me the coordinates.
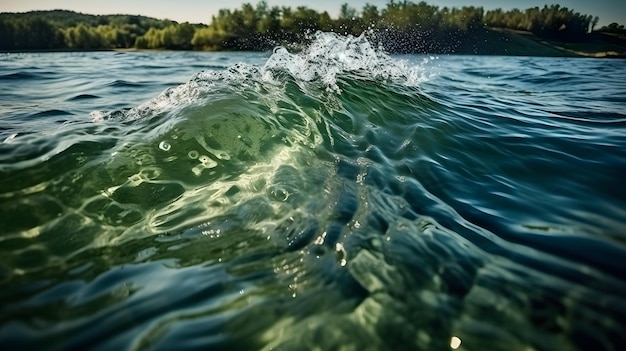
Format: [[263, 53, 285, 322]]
[[455, 28, 626, 57]]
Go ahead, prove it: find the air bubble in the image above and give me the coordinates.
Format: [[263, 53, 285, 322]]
[[188, 150, 199, 159], [192, 155, 218, 175], [268, 187, 290, 202], [158, 141, 171, 151]]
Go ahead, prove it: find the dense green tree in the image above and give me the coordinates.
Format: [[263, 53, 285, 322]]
[[361, 4, 380, 27], [134, 22, 202, 49], [444, 6, 484, 31], [166, 22, 196, 49], [0, 10, 182, 50], [191, 26, 225, 50], [339, 3, 357, 21], [63, 23, 103, 49], [0, 2, 623, 52], [256, 3, 281, 34], [484, 4, 595, 40], [0, 17, 62, 50], [599, 22, 626, 35]]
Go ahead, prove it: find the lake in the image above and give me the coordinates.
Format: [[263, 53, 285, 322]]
[[1, 32, 625, 350]]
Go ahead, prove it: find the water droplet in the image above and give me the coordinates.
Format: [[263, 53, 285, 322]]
[[450, 336, 462, 349], [158, 141, 171, 151], [336, 242, 347, 267], [188, 150, 199, 159]]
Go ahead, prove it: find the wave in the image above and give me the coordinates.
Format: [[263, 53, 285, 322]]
[[90, 32, 428, 123], [29, 109, 74, 117], [105, 79, 145, 88], [1, 32, 625, 351], [66, 93, 100, 101]]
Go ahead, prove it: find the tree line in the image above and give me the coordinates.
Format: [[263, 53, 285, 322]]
[[0, 2, 623, 52]]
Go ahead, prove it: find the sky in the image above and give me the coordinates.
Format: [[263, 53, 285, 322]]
[[1, 0, 624, 27]]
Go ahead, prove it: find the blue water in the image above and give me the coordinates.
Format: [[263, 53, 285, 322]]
[[1, 33, 626, 350]]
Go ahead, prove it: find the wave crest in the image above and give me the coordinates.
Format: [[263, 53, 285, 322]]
[[265, 31, 426, 92], [90, 31, 427, 122]]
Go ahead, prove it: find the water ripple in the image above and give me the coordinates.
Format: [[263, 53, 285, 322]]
[[1, 34, 625, 350]]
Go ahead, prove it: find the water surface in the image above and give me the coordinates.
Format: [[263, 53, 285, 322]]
[[1, 33, 626, 350]]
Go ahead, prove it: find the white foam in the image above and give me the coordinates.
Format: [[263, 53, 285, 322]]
[[90, 63, 262, 122], [3, 133, 18, 144], [90, 31, 427, 122], [263, 31, 426, 92]]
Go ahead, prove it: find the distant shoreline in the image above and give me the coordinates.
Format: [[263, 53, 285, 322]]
[[480, 28, 626, 58], [2, 6, 626, 58], [2, 28, 624, 59]]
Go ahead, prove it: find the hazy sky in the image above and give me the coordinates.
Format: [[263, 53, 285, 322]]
[[1, 0, 624, 27]]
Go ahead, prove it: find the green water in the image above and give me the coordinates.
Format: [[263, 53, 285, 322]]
[[1, 33, 625, 350]]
